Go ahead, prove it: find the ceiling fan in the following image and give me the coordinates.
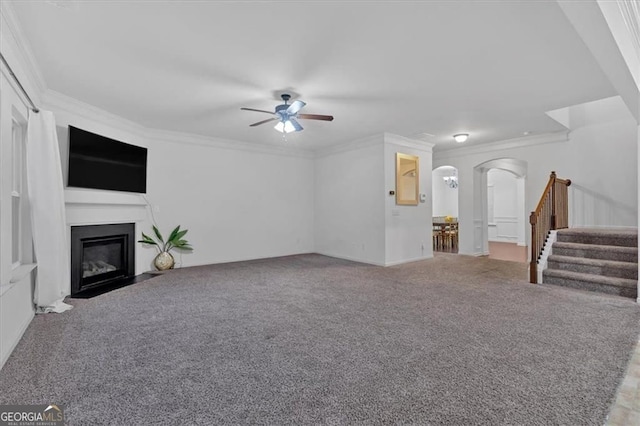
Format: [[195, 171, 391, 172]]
[[241, 94, 334, 133]]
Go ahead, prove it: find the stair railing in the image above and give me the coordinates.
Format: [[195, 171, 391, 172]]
[[529, 171, 571, 283]]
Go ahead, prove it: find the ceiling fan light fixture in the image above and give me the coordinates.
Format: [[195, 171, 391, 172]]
[[242, 93, 333, 134], [284, 120, 296, 133], [274, 120, 296, 133], [453, 133, 469, 143]]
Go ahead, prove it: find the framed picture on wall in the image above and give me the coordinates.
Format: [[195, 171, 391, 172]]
[[396, 153, 419, 205]]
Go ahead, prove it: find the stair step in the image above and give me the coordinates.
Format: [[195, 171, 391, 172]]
[[556, 228, 637, 247], [552, 242, 638, 263], [547, 255, 638, 280], [543, 269, 637, 299]]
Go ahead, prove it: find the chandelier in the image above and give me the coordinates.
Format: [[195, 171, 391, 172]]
[[443, 175, 458, 189]]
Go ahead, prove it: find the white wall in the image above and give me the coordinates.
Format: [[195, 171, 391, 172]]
[[0, 76, 35, 369], [50, 101, 154, 277], [432, 167, 459, 218], [0, 23, 36, 368], [314, 135, 386, 265], [315, 133, 434, 266], [435, 96, 638, 255], [384, 134, 434, 265], [148, 137, 315, 267], [46, 93, 316, 274], [487, 169, 518, 243]]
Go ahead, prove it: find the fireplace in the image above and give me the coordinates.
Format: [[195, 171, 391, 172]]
[[71, 223, 135, 295]]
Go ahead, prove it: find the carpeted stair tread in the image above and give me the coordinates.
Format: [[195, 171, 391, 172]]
[[556, 228, 637, 247], [543, 269, 637, 298], [547, 255, 638, 280], [545, 228, 638, 299], [552, 241, 638, 263], [544, 269, 637, 288]]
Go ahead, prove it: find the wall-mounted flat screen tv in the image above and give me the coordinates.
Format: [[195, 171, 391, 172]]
[[68, 126, 147, 193]]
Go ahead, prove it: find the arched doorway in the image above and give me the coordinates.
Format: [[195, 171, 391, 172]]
[[486, 169, 527, 262], [432, 165, 459, 253], [473, 158, 527, 260]]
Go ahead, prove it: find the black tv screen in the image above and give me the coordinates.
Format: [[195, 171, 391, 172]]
[[68, 126, 147, 193]]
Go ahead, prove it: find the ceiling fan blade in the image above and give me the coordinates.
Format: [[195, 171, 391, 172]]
[[297, 113, 334, 121], [289, 117, 303, 132], [249, 117, 278, 127], [241, 107, 275, 115], [286, 100, 306, 115]]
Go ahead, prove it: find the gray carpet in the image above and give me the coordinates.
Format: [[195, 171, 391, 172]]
[[1, 253, 639, 425]]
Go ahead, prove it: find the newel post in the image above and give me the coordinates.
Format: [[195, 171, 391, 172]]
[[529, 211, 538, 283], [550, 171, 557, 230]]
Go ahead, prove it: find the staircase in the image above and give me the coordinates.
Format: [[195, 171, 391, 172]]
[[543, 228, 638, 299]]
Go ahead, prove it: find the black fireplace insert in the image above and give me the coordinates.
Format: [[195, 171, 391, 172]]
[[70, 223, 135, 296]]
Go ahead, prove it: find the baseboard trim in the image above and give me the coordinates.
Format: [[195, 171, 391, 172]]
[[314, 252, 385, 266], [384, 255, 434, 267], [0, 309, 34, 371]]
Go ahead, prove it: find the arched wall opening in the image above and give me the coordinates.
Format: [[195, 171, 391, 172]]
[[432, 166, 459, 218], [486, 169, 527, 262], [432, 165, 459, 253], [473, 158, 528, 259]]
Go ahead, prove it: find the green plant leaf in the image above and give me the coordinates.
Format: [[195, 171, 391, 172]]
[[141, 225, 192, 253], [139, 232, 158, 245], [167, 225, 181, 243], [152, 225, 164, 243], [171, 229, 188, 243]]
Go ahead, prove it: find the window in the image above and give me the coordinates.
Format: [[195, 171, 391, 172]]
[[10, 115, 30, 269]]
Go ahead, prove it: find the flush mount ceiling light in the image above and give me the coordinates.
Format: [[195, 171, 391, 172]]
[[453, 133, 469, 143]]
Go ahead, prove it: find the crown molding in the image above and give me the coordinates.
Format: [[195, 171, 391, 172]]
[[0, 2, 47, 96], [43, 89, 148, 137], [384, 132, 435, 152], [42, 90, 314, 159], [315, 132, 435, 159], [146, 128, 315, 159], [434, 131, 569, 161], [616, 0, 640, 62], [314, 133, 384, 158]]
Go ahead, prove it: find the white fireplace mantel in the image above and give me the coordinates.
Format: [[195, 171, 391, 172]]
[[64, 188, 148, 226]]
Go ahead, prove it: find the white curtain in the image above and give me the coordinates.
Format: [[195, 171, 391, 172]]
[[26, 110, 72, 313]]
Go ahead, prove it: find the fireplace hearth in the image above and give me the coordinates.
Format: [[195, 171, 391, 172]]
[[71, 223, 135, 296]]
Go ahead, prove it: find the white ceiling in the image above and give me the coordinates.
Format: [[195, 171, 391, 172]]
[[10, 1, 616, 151]]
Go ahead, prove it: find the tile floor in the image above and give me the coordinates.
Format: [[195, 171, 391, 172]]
[[606, 338, 640, 425], [488, 241, 528, 263]]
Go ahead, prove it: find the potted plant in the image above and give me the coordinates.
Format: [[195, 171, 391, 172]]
[[138, 225, 193, 271]]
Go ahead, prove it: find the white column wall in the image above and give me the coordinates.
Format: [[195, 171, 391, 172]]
[[384, 134, 434, 265], [314, 136, 386, 265]]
